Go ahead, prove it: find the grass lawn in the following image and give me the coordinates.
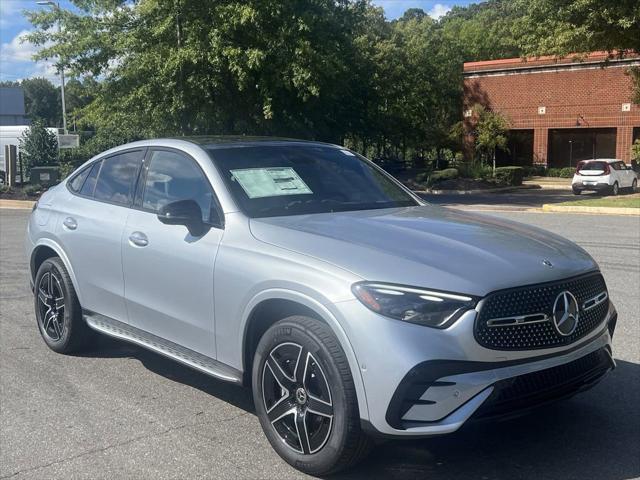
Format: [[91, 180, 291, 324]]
[[559, 193, 640, 208]]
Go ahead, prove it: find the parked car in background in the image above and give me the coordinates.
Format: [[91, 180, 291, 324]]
[[572, 159, 638, 195], [26, 138, 616, 475]]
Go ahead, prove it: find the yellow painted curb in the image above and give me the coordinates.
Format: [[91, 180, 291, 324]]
[[542, 204, 640, 216], [0, 199, 36, 210]]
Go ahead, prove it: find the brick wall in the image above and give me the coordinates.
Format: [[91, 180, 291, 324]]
[[462, 54, 640, 164]]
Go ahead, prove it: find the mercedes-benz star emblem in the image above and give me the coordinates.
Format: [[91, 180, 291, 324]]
[[552, 291, 579, 336]]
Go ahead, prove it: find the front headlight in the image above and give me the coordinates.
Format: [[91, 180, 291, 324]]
[[351, 282, 477, 328]]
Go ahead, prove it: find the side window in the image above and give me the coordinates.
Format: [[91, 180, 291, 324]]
[[79, 161, 101, 197], [142, 150, 218, 224], [611, 162, 621, 171], [68, 165, 92, 192], [94, 151, 142, 205]]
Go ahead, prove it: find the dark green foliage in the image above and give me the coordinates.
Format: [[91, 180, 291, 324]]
[[19, 119, 59, 176], [23, 184, 42, 196], [20, 0, 640, 161], [522, 165, 547, 178], [494, 166, 524, 186], [429, 168, 459, 184], [547, 167, 575, 178]]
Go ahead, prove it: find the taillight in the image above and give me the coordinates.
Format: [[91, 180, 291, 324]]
[[603, 163, 610, 175], [575, 161, 584, 175]]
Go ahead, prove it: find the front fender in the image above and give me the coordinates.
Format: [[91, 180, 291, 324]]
[[240, 288, 370, 422]]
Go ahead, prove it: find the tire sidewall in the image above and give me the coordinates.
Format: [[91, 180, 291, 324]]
[[34, 259, 75, 352], [252, 318, 351, 474]]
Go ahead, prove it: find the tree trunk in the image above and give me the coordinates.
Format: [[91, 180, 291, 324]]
[[492, 148, 496, 174]]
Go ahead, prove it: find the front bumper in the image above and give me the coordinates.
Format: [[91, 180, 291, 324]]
[[334, 299, 616, 438]]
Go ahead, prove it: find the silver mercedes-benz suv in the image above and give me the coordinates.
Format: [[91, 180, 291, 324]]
[[26, 137, 616, 475]]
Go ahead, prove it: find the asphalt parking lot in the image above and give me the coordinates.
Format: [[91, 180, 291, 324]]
[[1, 207, 639, 480]]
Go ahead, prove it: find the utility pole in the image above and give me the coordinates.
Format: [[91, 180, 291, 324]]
[[37, 1, 67, 134]]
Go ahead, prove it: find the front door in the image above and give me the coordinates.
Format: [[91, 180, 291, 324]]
[[122, 149, 224, 358]]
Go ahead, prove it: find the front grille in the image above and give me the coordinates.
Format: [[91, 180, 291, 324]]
[[475, 273, 608, 350], [473, 348, 612, 420]]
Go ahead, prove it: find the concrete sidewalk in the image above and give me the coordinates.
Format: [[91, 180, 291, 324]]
[[0, 199, 35, 209]]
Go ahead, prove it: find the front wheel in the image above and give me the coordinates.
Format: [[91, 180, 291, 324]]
[[572, 188, 582, 195], [252, 316, 371, 476], [631, 178, 638, 192]]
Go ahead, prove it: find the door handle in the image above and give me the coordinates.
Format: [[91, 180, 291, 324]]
[[63, 217, 77, 230], [128, 231, 149, 247]]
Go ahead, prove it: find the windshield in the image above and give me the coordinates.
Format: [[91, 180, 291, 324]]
[[207, 144, 419, 218]]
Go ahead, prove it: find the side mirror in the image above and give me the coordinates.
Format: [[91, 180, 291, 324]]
[[157, 199, 205, 236]]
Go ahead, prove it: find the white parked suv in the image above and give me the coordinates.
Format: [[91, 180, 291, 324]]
[[572, 159, 638, 195]]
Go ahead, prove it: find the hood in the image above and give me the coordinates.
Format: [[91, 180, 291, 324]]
[[249, 205, 598, 297]]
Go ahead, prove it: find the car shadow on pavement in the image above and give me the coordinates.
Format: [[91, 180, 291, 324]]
[[77, 336, 639, 480], [422, 188, 608, 209], [78, 334, 256, 414]]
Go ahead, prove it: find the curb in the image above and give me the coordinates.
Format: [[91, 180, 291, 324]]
[[542, 204, 640, 215], [419, 185, 541, 196], [0, 199, 36, 210]]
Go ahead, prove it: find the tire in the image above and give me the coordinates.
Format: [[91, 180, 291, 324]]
[[572, 188, 581, 195], [611, 181, 619, 196], [631, 179, 637, 192], [34, 257, 93, 353], [252, 316, 371, 476]]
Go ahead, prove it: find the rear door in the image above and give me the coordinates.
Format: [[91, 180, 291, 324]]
[[58, 149, 144, 323], [122, 148, 224, 358]]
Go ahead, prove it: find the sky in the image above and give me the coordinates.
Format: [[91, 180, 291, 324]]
[[0, 0, 475, 84]]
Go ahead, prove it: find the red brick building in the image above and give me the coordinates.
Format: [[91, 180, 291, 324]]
[[462, 52, 640, 167]]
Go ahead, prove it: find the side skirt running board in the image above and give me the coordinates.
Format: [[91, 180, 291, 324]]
[[84, 311, 243, 384]]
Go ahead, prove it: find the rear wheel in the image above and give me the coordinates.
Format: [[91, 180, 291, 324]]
[[611, 181, 619, 196], [34, 257, 93, 353], [572, 188, 581, 195], [252, 316, 371, 476], [631, 178, 637, 192]]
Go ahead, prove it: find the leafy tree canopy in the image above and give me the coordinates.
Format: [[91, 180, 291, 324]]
[[19, 119, 59, 175]]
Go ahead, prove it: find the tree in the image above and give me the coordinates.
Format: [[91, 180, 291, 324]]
[[472, 104, 509, 173], [25, 0, 368, 143], [513, 0, 640, 57], [19, 119, 59, 176], [513, 0, 640, 103], [0, 78, 61, 126]]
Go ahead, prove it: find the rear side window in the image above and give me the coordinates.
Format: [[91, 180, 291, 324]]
[[93, 151, 142, 205], [68, 166, 91, 192], [79, 161, 101, 196]]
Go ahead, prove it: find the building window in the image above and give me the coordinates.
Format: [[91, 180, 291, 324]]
[[547, 128, 617, 168]]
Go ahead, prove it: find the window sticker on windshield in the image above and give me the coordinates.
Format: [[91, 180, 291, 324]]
[[230, 167, 313, 199]]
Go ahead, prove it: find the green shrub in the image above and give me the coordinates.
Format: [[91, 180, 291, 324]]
[[547, 167, 574, 178], [494, 166, 524, 186], [456, 162, 492, 179], [0, 185, 13, 195], [59, 161, 76, 179], [522, 165, 547, 177], [429, 168, 459, 185], [23, 184, 42, 197]]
